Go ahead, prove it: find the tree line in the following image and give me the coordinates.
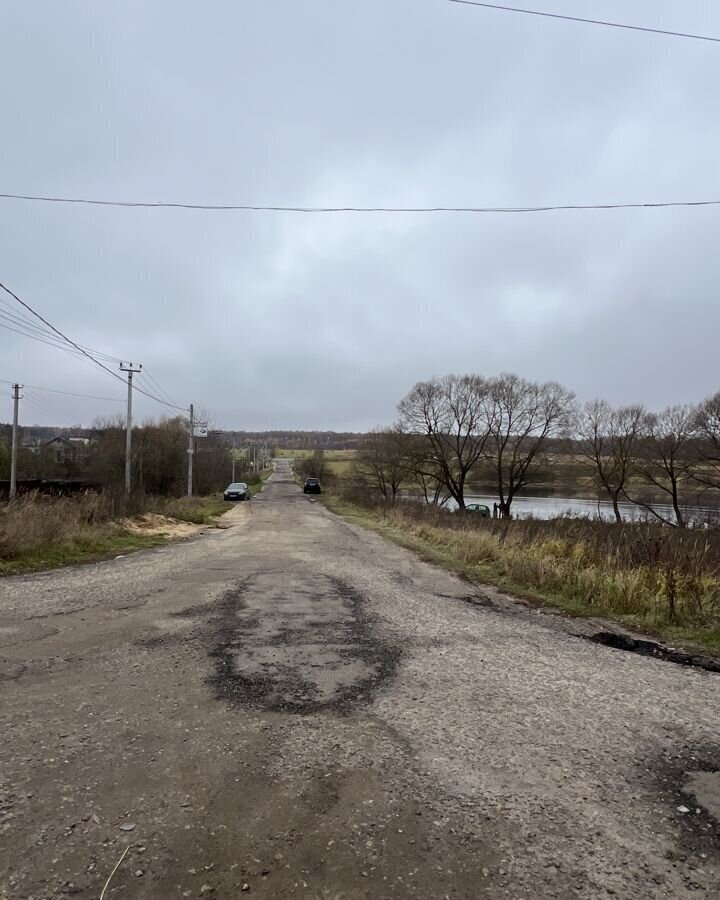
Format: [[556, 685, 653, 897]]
[[1, 417, 236, 497], [352, 373, 720, 526]]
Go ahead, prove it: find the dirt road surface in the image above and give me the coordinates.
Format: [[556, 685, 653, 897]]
[[2, 460, 719, 899]]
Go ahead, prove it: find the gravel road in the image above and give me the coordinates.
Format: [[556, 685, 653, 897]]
[[1, 459, 719, 899]]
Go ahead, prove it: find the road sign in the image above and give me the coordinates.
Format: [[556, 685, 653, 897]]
[[193, 424, 208, 438]]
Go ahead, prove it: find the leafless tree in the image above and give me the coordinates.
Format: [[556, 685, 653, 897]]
[[355, 428, 408, 503], [577, 400, 645, 523], [625, 405, 698, 527], [294, 450, 327, 482], [694, 391, 720, 490], [485, 374, 576, 517], [398, 375, 492, 510], [401, 432, 452, 506]]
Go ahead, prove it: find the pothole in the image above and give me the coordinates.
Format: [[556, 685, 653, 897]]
[[587, 632, 720, 674]]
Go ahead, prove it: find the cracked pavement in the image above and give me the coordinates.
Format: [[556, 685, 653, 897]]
[[1, 459, 719, 899]]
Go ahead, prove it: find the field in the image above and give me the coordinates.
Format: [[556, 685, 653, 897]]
[[275, 448, 357, 476]]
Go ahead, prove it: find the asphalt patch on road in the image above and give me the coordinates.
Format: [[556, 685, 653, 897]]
[[649, 745, 720, 865], [588, 632, 720, 674], [191, 574, 401, 715]]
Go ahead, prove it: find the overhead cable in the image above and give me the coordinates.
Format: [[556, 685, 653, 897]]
[[0, 191, 719, 214], [447, 0, 720, 44], [0, 377, 124, 403], [0, 279, 187, 412]]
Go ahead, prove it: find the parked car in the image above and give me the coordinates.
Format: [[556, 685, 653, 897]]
[[303, 478, 322, 495], [464, 503, 491, 518], [224, 482, 250, 501]]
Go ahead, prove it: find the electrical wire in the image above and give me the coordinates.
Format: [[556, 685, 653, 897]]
[[24, 389, 79, 423], [0, 378, 124, 403], [0, 191, 719, 214], [0, 293, 125, 364], [0, 316, 123, 367], [138, 369, 181, 409], [21, 396, 69, 426], [447, 0, 720, 44], [0, 279, 188, 412]]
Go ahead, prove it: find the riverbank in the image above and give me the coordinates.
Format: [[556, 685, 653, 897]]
[[325, 495, 720, 653]]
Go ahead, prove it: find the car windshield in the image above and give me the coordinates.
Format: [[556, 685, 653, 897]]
[[306, 479, 320, 484], [227, 483, 247, 490]]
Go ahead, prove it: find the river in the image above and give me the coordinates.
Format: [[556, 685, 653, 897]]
[[451, 494, 720, 524]]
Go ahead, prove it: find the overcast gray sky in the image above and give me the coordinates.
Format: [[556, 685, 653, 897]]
[[1, 0, 719, 431]]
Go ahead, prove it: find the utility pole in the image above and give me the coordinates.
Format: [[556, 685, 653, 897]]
[[187, 404, 194, 500], [231, 434, 236, 483], [120, 362, 142, 495], [9, 383, 22, 499]]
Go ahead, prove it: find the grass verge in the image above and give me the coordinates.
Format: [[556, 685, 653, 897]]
[[323, 494, 720, 654], [0, 481, 276, 576], [0, 531, 167, 576]]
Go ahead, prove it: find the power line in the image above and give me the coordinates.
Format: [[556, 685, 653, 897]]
[[0, 191, 719, 214], [0, 293, 124, 364], [139, 369, 181, 409], [447, 1, 720, 44], [0, 378, 124, 402], [0, 279, 187, 412], [0, 312, 123, 365], [21, 395, 69, 425], [24, 389, 80, 423], [0, 280, 127, 384]]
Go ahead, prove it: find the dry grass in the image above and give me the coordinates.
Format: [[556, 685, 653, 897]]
[[330, 489, 720, 647], [0, 492, 134, 559], [0, 473, 275, 573], [0, 490, 237, 573]]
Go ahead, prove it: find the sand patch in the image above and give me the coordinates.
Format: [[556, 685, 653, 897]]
[[122, 513, 204, 539]]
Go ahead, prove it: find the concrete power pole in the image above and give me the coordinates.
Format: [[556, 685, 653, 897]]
[[9, 383, 22, 499], [187, 404, 194, 500], [120, 362, 142, 495]]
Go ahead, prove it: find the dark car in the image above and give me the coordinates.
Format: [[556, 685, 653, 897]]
[[303, 478, 322, 495], [224, 482, 250, 501], [464, 503, 491, 518]]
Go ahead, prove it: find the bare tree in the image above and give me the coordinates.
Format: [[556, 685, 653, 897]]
[[694, 391, 720, 490], [294, 450, 327, 482], [577, 400, 645, 523], [626, 405, 697, 527], [485, 374, 576, 517], [401, 432, 452, 506], [398, 375, 492, 510], [355, 428, 408, 503]]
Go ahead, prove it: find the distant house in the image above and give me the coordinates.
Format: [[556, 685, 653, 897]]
[[43, 436, 91, 464]]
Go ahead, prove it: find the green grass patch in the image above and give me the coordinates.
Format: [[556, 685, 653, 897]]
[[0, 531, 167, 576]]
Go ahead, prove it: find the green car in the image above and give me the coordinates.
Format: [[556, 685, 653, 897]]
[[465, 503, 491, 518]]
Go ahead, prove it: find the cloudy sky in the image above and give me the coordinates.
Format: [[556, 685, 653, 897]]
[[1, 0, 719, 431]]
